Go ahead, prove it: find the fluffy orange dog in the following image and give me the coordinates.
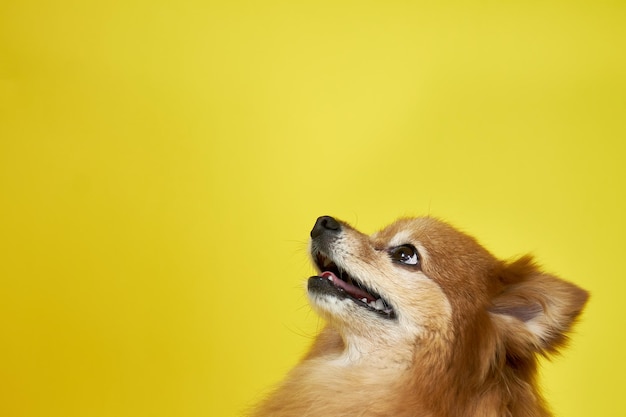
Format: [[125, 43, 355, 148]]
[[251, 216, 588, 417]]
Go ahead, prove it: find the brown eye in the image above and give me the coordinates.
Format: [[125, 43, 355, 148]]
[[389, 245, 420, 266]]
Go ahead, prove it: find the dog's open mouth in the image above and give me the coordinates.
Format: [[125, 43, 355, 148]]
[[310, 252, 396, 319]]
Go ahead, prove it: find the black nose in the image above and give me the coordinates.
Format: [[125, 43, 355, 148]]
[[311, 216, 341, 239]]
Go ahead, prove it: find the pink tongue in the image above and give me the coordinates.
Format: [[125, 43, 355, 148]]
[[321, 271, 376, 302]]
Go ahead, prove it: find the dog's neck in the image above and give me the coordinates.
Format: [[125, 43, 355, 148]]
[[250, 328, 448, 417], [303, 324, 452, 372], [333, 330, 416, 370]]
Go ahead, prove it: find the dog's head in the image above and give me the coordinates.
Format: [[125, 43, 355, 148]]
[[308, 216, 588, 362]]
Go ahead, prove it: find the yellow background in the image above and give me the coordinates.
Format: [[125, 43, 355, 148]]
[[1, 1, 624, 416]]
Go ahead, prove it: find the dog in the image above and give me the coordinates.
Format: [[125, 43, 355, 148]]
[[250, 216, 588, 417]]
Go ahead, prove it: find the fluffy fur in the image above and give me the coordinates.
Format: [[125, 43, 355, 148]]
[[250, 216, 588, 417]]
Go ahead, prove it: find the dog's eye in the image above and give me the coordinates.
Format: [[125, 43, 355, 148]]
[[389, 245, 420, 266]]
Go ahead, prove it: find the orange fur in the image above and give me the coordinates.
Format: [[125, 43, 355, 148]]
[[250, 216, 588, 417]]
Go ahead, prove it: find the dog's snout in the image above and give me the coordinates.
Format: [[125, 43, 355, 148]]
[[311, 216, 341, 239]]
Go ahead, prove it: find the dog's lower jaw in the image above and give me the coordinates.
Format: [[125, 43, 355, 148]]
[[306, 299, 419, 368]]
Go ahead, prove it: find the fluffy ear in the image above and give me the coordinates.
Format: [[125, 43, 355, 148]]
[[489, 256, 589, 356]]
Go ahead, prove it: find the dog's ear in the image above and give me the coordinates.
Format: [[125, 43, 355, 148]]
[[489, 256, 588, 356]]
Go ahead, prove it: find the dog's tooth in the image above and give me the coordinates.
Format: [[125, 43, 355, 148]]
[[366, 299, 384, 311], [361, 298, 367, 303]]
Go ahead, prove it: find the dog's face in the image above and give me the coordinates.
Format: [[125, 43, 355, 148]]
[[308, 216, 588, 361], [308, 216, 497, 343]]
